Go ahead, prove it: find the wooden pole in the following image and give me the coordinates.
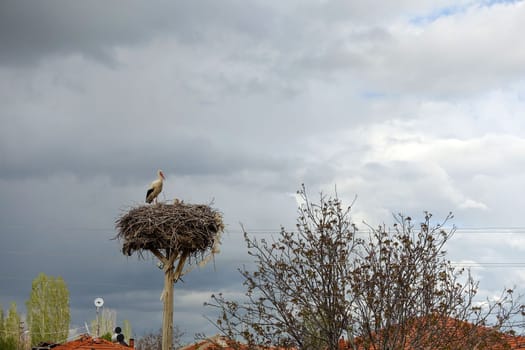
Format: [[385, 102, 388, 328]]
[[161, 249, 179, 350], [152, 248, 189, 350], [162, 261, 175, 350], [153, 249, 178, 350]]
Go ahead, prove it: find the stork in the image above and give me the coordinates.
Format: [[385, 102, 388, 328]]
[[146, 170, 165, 204]]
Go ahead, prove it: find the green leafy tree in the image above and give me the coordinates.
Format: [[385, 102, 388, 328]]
[[122, 319, 132, 341], [0, 306, 4, 346], [0, 303, 21, 350], [100, 332, 113, 341], [26, 273, 70, 346], [0, 335, 17, 350], [89, 309, 132, 343], [90, 307, 116, 337]]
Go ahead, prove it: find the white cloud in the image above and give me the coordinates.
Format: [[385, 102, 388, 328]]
[[459, 199, 488, 210], [334, 1, 525, 97]]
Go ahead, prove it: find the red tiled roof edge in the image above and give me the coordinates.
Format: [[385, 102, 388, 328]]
[[52, 334, 132, 350]]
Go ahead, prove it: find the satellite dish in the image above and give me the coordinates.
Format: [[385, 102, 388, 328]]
[[94, 297, 104, 308]]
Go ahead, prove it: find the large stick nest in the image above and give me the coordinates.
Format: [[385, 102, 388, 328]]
[[115, 202, 224, 258]]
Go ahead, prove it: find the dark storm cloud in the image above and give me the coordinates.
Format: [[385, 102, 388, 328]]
[[0, 0, 274, 66], [0, 222, 249, 338], [0, 138, 302, 188], [0, 0, 145, 65]]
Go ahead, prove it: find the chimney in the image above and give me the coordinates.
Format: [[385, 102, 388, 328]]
[[338, 336, 346, 350], [129, 338, 134, 349]]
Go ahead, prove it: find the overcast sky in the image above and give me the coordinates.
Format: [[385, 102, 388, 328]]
[[1, 0, 525, 344]]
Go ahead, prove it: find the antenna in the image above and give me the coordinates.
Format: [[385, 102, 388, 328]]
[[94, 297, 104, 308], [94, 297, 104, 337]]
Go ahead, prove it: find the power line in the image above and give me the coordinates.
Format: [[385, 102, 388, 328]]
[[0, 275, 139, 289], [230, 228, 525, 234], [6, 224, 525, 232], [0, 326, 86, 336]]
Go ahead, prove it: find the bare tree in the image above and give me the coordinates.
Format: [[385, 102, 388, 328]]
[[208, 185, 359, 350], [348, 212, 522, 349], [136, 327, 183, 350], [208, 186, 524, 350]]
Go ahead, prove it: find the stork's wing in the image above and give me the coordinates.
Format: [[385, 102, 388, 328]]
[[146, 187, 154, 203]]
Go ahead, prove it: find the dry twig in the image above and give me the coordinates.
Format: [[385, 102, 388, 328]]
[[115, 202, 224, 260]]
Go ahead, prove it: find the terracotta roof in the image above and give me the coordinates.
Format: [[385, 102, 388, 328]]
[[179, 318, 525, 350], [339, 316, 525, 350], [178, 335, 293, 350], [178, 336, 241, 350], [50, 335, 132, 350]]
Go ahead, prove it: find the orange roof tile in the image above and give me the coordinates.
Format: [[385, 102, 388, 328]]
[[178, 335, 294, 350], [339, 316, 525, 350], [51, 335, 132, 350]]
